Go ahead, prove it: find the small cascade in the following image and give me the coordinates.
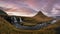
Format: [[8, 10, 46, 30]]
[[20, 18, 23, 22]]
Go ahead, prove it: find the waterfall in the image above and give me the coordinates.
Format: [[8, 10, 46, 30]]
[[14, 16, 17, 22], [20, 18, 23, 22]]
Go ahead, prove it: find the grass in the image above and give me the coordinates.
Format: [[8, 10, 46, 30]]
[[0, 11, 60, 34], [0, 16, 60, 34]]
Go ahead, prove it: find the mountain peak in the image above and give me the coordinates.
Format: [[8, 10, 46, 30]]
[[32, 11, 53, 23], [34, 11, 46, 17]]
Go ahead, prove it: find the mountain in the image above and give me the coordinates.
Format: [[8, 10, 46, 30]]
[[0, 12, 60, 34], [0, 9, 7, 15], [21, 11, 53, 24], [0, 11, 60, 34], [34, 11, 47, 17]]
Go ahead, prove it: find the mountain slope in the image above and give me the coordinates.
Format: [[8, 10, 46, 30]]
[[0, 10, 7, 15], [21, 11, 53, 24]]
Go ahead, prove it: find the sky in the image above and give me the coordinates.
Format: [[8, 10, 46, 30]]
[[0, 0, 60, 17]]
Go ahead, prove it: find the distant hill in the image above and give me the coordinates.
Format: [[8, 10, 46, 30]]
[[0, 9, 7, 15], [56, 16, 60, 20]]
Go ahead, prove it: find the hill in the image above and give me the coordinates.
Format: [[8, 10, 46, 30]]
[[0, 15, 60, 34], [21, 11, 53, 24], [0, 11, 60, 34], [0, 9, 7, 15]]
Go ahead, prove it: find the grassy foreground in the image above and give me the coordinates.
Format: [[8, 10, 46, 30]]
[[0, 16, 60, 34], [0, 11, 60, 34]]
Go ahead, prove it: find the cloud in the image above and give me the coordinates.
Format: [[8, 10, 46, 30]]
[[5, 6, 38, 17], [0, 0, 60, 17], [0, 0, 38, 17]]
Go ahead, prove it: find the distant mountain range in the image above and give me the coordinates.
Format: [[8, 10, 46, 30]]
[[55, 16, 60, 20]]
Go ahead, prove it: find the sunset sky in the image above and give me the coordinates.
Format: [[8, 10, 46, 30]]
[[0, 0, 60, 17]]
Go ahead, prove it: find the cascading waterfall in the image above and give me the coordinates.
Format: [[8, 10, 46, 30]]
[[3, 16, 57, 30]]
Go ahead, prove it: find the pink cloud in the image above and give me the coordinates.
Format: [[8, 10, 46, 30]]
[[0, 0, 60, 17]]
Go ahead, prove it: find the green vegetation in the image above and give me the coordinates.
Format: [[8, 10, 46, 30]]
[[0, 10, 7, 15]]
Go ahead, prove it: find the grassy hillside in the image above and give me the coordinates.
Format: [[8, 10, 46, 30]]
[[0, 16, 56, 34], [0, 16, 60, 34], [19, 11, 53, 25], [0, 11, 60, 34]]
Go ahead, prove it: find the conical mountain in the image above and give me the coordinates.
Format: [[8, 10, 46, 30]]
[[21, 11, 53, 24], [34, 11, 47, 17], [32, 11, 53, 23]]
